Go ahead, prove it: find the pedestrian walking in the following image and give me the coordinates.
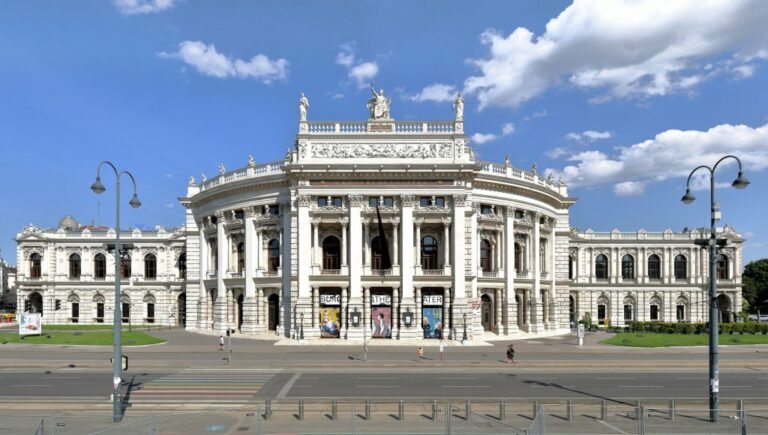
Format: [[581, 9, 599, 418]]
[[506, 344, 515, 363], [219, 335, 224, 351]]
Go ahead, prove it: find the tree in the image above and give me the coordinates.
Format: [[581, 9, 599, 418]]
[[742, 258, 768, 310]]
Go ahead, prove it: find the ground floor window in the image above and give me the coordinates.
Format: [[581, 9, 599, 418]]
[[96, 302, 104, 323], [370, 289, 392, 338], [623, 304, 633, 323], [676, 304, 685, 321], [597, 304, 606, 325], [122, 303, 130, 323], [319, 290, 341, 338], [71, 303, 79, 323], [422, 290, 444, 339], [650, 304, 659, 321], [146, 303, 155, 323]]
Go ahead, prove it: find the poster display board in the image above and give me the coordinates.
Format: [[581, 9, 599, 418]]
[[18, 312, 42, 336], [421, 294, 444, 339], [370, 292, 392, 338], [319, 292, 341, 338]]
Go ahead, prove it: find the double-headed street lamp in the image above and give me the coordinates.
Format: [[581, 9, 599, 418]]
[[91, 161, 141, 423], [681, 155, 749, 423]]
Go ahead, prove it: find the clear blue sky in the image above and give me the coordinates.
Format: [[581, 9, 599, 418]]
[[1, 0, 766, 266]]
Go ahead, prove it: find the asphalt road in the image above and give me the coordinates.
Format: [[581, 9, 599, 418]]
[[1, 369, 766, 401]]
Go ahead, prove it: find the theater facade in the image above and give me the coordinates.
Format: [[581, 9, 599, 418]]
[[15, 92, 745, 340]]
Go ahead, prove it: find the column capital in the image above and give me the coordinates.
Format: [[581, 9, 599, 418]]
[[401, 195, 416, 207], [441, 217, 452, 226], [452, 194, 468, 207], [297, 194, 311, 207], [505, 206, 516, 216], [339, 217, 349, 226], [349, 195, 365, 207]]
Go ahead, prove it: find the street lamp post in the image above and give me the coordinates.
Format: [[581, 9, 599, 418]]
[[462, 312, 468, 343], [91, 161, 141, 423], [300, 312, 304, 341], [681, 155, 749, 423]]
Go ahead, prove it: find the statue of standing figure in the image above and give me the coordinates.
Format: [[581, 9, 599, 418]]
[[298, 92, 309, 122], [367, 82, 391, 119], [453, 92, 464, 121]]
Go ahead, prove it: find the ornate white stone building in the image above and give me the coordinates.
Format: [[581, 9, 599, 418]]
[[15, 93, 744, 340], [15, 216, 187, 325]]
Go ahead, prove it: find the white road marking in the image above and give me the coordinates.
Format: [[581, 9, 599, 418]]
[[438, 377, 476, 380], [721, 386, 752, 388], [356, 385, 399, 388], [442, 386, 491, 388], [358, 377, 397, 380], [277, 373, 301, 399], [10, 385, 53, 388], [676, 377, 706, 380], [597, 377, 635, 380], [618, 386, 663, 388]]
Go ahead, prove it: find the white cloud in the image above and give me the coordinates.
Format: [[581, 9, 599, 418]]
[[567, 130, 612, 142], [464, 0, 768, 109], [614, 181, 646, 196], [523, 110, 548, 122], [161, 41, 288, 84], [349, 62, 379, 88], [547, 122, 768, 196], [407, 83, 457, 103], [471, 133, 497, 145], [113, 0, 177, 15], [502, 123, 516, 135], [546, 147, 570, 159], [335, 42, 379, 88]]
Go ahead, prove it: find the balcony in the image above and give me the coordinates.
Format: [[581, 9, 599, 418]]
[[421, 269, 445, 276], [370, 269, 394, 276], [481, 270, 498, 278], [595, 277, 610, 283], [261, 270, 280, 277], [516, 270, 530, 279], [321, 269, 342, 275]]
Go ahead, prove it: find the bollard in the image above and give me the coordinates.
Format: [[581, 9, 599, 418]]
[[601, 400, 608, 421], [332, 400, 337, 421], [399, 400, 405, 421], [669, 399, 675, 422], [265, 400, 272, 420], [567, 400, 573, 422], [298, 400, 304, 420], [739, 400, 746, 435], [365, 400, 371, 421], [635, 400, 642, 421], [638, 405, 645, 435], [466, 400, 472, 422], [533, 401, 539, 419], [445, 403, 451, 434], [351, 403, 356, 434], [432, 400, 438, 421], [499, 400, 506, 421]]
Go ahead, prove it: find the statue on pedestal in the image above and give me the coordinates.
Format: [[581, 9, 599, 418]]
[[367, 82, 391, 119], [453, 92, 464, 121], [299, 92, 309, 122]]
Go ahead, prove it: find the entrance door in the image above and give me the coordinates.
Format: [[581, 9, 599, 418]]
[[480, 294, 492, 331], [71, 303, 79, 323], [569, 295, 575, 327], [268, 294, 279, 331], [237, 294, 244, 330], [177, 293, 186, 327], [96, 302, 104, 323]]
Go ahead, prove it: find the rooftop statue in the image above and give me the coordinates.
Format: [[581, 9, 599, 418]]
[[367, 82, 391, 120], [453, 92, 464, 121], [298, 92, 309, 122]]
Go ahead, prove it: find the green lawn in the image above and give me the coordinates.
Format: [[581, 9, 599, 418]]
[[0, 331, 165, 346], [603, 332, 768, 347], [42, 324, 167, 331]]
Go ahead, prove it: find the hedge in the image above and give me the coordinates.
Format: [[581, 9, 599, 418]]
[[611, 321, 768, 335]]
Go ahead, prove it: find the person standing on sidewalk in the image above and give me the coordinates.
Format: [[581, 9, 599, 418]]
[[506, 344, 515, 363], [219, 335, 224, 351]]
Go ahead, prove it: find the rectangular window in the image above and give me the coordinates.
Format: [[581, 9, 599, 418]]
[[234, 210, 245, 219], [122, 303, 130, 323], [419, 197, 430, 207], [597, 305, 606, 325], [515, 210, 525, 219], [318, 197, 328, 207], [434, 197, 445, 207], [96, 303, 104, 322], [650, 305, 659, 321], [481, 205, 493, 215], [676, 304, 685, 321], [268, 205, 280, 216], [147, 303, 155, 323], [369, 196, 394, 207], [624, 304, 632, 321], [71, 303, 79, 323]]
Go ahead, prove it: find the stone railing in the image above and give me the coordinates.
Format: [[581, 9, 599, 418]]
[[577, 229, 715, 241], [304, 121, 456, 134], [200, 161, 285, 192], [476, 161, 563, 195]]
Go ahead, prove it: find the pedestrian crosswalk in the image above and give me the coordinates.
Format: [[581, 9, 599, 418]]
[[129, 370, 277, 403]]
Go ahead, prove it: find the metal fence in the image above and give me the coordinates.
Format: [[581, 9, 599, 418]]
[[2, 398, 763, 434]]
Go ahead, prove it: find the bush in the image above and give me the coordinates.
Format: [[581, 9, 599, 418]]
[[760, 323, 768, 335]]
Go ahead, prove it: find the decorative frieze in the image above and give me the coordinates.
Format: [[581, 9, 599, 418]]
[[311, 143, 452, 159]]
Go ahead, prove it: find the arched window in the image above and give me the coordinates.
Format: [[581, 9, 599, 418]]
[[716, 254, 729, 280], [94, 254, 107, 279], [322, 236, 341, 270], [676, 296, 689, 321], [649, 296, 662, 321], [69, 253, 81, 279], [514, 243, 523, 272], [268, 239, 280, 272], [144, 253, 157, 279], [595, 254, 609, 280], [144, 293, 156, 323], [568, 257, 574, 280], [540, 238, 547, 273], [29, 253, 42, 279], [236, 242, 245, 274], [120, 254, 131, 279], [480, 239, 492, 272], [371, 236, 384, 270], [623, 297, 636, 324], [421, 236, 439, 270], [674, 255, 687, 280], [647, 254, 661, 280], [178, 253, 187, 279], [621, 255, 634, 280]]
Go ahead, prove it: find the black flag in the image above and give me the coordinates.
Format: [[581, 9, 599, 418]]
[[376, 204, 392, 270]]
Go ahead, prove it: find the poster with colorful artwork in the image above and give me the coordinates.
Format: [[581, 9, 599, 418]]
[[421, 307, 444, 339], [319, 307, 341, 338], [370, 307, 392, 338], [18, 312, 42, 336]]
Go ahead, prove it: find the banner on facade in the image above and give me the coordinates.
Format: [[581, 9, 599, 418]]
[[319, 307, 341, 338], [371, 294, 391, 306], [320, 293, 341, 306], [371, 307, 392, 338], [422, 307, 444, 339], [19, 312, 42, 336], [422, 295, 443, 306]]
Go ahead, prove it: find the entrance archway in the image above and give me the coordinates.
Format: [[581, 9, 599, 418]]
[[177, 293, 187, 327], [569, 295, 576, 327], [515, 294, 523, 328], [237, 293, 244, 330], [480, 294, 492, 331], [268, 293, 279, 331], [28, 292, 43, 314]]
